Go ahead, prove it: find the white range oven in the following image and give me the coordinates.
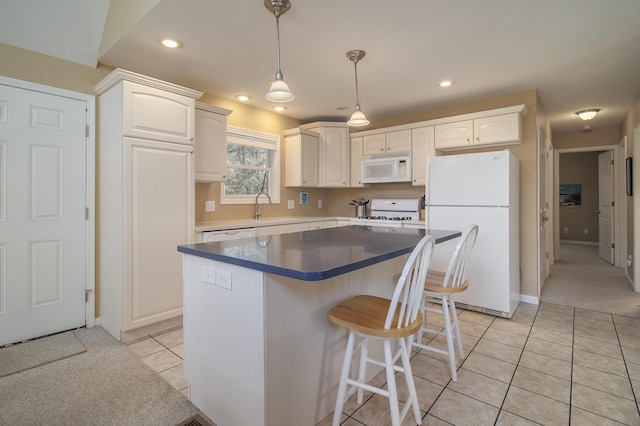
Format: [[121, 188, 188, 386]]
[[350, 198, 421, 229]]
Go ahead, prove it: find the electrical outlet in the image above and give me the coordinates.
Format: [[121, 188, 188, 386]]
[[584, 228, 589, 234], [318, 199, 323, 208], [205, 201, 216, 212], [288, 200, 294, 209], [201, 266, 216, 285], [563, 227, 569, 234], [216, 270, 232, 290]]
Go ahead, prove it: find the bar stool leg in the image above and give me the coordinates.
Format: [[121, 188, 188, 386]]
[[398, 338, 422, 424], [383, 340, 401, 426], [441, 296, 457, 382], [332, 332, 355, 426], [448, 295, 464, 359]]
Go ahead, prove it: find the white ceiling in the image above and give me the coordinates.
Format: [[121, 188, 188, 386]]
[[3, 0, 640, 134]]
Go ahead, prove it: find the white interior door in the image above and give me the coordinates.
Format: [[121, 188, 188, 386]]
[[538, 128, 550, 293], [0, 84, 87, 345], [598, 151, 615, 264]]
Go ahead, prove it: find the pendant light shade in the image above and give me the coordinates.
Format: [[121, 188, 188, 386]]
[[265, 0, 294, 103], [346, 49, 369, 127]]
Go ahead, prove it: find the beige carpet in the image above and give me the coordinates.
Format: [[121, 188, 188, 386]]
[[0, 330, 87, 377], [0, 326, 206, 426], [540, 243, 640, 318]]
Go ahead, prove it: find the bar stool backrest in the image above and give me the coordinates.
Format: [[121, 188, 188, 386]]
[[441, 225, 479, 289]]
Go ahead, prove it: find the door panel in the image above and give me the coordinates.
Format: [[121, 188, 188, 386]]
[[0, 84, 87, 345], [598, 151, 614, 264]]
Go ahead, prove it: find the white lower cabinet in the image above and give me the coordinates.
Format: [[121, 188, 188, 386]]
[[254, 222, 310, 237]]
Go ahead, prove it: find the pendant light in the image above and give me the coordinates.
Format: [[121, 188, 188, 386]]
[[346, 49, 369, 127], [264, 0, 295, 102]]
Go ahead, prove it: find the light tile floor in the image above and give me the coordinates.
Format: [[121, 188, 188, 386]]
[[126, 302, 640, 425]]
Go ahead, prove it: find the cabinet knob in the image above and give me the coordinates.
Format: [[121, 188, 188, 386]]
[[380, 148, 384, 151]]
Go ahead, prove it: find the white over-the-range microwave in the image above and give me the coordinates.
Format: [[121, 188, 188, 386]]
[[361, 152, 412, 183]]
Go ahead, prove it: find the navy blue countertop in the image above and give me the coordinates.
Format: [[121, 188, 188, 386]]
[[178, 226, 461, 281]]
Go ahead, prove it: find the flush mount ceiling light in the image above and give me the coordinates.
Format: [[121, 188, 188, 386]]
[[575, 109, 600, 120], [264, 0, 295, 103], [160, 38, 182, 48], [346, 49, 369, 127]]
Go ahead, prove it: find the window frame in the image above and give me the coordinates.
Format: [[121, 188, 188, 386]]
[[220, 125, 281, 205]]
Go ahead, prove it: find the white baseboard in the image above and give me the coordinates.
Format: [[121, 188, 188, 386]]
[[520, 294, 539, 305]]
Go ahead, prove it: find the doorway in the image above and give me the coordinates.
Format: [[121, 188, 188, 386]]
[[554, 145, 626, 269], [0, 77, 95, 345]]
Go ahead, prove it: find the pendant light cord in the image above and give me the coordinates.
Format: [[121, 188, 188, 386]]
[[274, 8, 283, 79], [353, 58, 361, 110]]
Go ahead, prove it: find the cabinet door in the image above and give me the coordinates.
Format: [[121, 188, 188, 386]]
[[350, 137, 364, 187], [362, 133, 386, 155], [195, 108, 227, 182], [319, 126, 349, 187], [285, 130, 318, 187], [123, 81, 195, 145], [386, 129, 412, 153], [254, 222, 309, 236], [434, 120, 473, 151], [473, 113, 521, 146], [411, 126, 435, 186], [124, 137, 193, 331]]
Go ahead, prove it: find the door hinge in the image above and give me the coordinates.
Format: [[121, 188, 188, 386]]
[[612, 243, 615, 249], [85, 207, 89, 219], [611, 201, 615, 207], [86, 124, 90, 137], [85, 289, 93, 302], [611, 159, 614, 165]]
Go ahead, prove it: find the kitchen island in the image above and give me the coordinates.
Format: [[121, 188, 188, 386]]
[[178, 226, 460, 426]]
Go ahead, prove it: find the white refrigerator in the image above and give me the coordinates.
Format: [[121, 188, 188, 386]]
[[426, 150, 520, 318]]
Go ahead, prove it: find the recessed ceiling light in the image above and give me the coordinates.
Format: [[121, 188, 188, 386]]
[[335, 106, 349, 111], [438, 80, 454, 88], [235, 95, 251, 102], [160, 38, 182, 48], [272, 106, 287, 112]]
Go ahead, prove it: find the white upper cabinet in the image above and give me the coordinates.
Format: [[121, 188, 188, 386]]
[[473, 113, 522, 146], [350, 136, 364, 187], [301, 122, 350, 188], [123, 81, 195, 145], [195, 103, 232, 183], [284, 128, 318, 187], [362, 129, 412, 155], [434, 111, 524, 151], [411, 126, 435, 186], [434, 120, 473, 150]]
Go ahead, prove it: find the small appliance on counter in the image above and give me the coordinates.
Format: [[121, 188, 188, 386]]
[[350, 199, 369, 218]]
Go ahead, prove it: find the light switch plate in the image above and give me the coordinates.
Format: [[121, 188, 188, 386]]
[[216, 270, 232, 290], [205, 201, 216, 212], [318, 199, 322, 208], [288, 200, 294, 209], [202, 266, 216, 285]]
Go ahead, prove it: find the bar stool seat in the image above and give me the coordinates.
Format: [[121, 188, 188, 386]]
[[329, 236, 435, 426]]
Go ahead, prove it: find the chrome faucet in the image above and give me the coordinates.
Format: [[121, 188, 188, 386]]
[[254, 192, 272, 219]]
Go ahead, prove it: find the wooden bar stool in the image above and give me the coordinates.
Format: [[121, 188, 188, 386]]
[[329, 236, 435, 426], [412, 225, 478, 382]]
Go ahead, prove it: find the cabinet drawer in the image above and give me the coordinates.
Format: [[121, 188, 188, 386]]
[[123, 81, 195, 145]]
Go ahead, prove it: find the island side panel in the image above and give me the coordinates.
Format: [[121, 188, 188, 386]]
[[264, 255, 408, 426], [182, 254, 267, 426]]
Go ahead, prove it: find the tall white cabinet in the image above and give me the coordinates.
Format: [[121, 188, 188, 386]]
[[95, 69, 202, 341]]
